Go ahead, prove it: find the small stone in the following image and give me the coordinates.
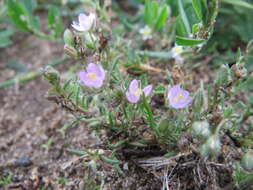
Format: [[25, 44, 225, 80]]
[[15, 156, 32, 167]]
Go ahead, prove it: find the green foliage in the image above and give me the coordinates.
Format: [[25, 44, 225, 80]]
[[176, 36, 205, 46], [144, 0, 169, 30], [175, 0, 219, 46], [5, 0, 63, 40], [0, 174, 13, 187], [0, 29, 15, 48]]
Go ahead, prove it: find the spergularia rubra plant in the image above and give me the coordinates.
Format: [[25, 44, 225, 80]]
[[126, 79, 153, 103], [79, 63, 105, 88]]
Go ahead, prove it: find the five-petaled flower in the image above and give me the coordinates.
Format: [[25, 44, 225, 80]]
[[79, 63, 105, 88], [171, 45, 184, 63], [139, 26, 152, 40], [72, 13, 96, 32], [126, 79, 153, 103], [168, 84, 192, 109]]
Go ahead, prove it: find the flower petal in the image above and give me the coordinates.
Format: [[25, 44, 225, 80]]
[[79, 70, 103, 88], [79, 13, 95, 31], [129, 79, 139, 93], [93, 63, 105, 81], [126, 91, 140, 103], [71, 22, 86, 32], [168, 84, 181, 100], [143, 85, 153, 97], [79, 71, 88, 82], [78, 13, 88, 24], [91, 79, 104, 88], [170, 97, 192, 109], [87, 63, 98, 73]]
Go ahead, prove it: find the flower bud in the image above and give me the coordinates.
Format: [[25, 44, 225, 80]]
[[215, 64, 232, 87], [157, 119, 172, 133], [88, 160, 97, 172], [42, 66, 60, 86], [63, 29, 74, 46], [231, 62, 247, 79], [241, 151, 253, 171], [201, 135, 221, 157], [84, 32, 97, 49], [192, 121, 211, 138], [64, 44, 78, 58], [193, 88, 204, 113]]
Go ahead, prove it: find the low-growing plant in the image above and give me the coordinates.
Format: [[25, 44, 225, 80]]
[[41, 0, 253, 188]]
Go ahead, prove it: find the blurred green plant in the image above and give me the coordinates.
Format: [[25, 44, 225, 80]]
[[144, 0, 169, 31], [5, 0, 63, 40]]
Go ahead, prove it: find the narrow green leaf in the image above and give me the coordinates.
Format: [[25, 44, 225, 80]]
[[0, 39, 12, 48], [144, 0, 152, 25], [152, 1, 159, 20], [66, 149, 87, 156], [176, 36, 205, 46], [0, 29, 15, 48], [100, 155, 120, 164], [21, 0, 37, 14], [47, 5, 63, 38], [178, 0, 191, 36], [154, 5, 169, 30], [6, 0, 30, 31], [223, 0, 253, 10], [192, 0, 203, 21], [135, 50, 172, 59], [176, 16, 188, 37]]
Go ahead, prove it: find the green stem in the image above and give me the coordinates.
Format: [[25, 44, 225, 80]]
[[0, 57, 68, 89], [214, 119, 228, 135]]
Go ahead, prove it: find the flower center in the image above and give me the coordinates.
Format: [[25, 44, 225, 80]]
[[87, 72, 97, 80], [143, 29, 151, 36], [174, 93, 185, 102], [133, 88, 142, 97], [175, 46, 183, 54]]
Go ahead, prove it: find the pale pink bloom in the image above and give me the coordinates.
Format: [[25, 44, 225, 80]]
[[168, 84, 192, 109], [72, 13, 96, 32], [126, 79, 153, 103], [79, 63, 105, 88]]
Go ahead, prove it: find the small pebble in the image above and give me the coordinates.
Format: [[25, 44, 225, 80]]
[[15, 156, 33, 167]]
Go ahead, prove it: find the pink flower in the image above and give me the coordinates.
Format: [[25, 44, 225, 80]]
[[168, 84, 192, 109], [79, 63, 105, 88], [72, 13, 96, 32], [126, 79, 153, 103]]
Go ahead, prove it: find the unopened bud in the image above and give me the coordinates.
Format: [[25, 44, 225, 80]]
[[201, 135, 221, 157], [192, 121, 211, 138], [42, 66, 60, 86], [64, 45, 78, 58], [88, 160, 97, 172], [193, 82, 208, 113], [157, 118, 172, 133], [193, 88, 204, 113], [215, 64, 231, 87], [63, 29, 74, 46], [84, 32, 97, 49], [241, 151, 253, 171], [232, 62, 247, 79]]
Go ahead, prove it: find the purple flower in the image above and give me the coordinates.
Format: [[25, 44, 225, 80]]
[[72, 13, 96, 32], [126, 79, 153, 103], [79, 63, 105, 88], [168, 84, 192, 109]]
